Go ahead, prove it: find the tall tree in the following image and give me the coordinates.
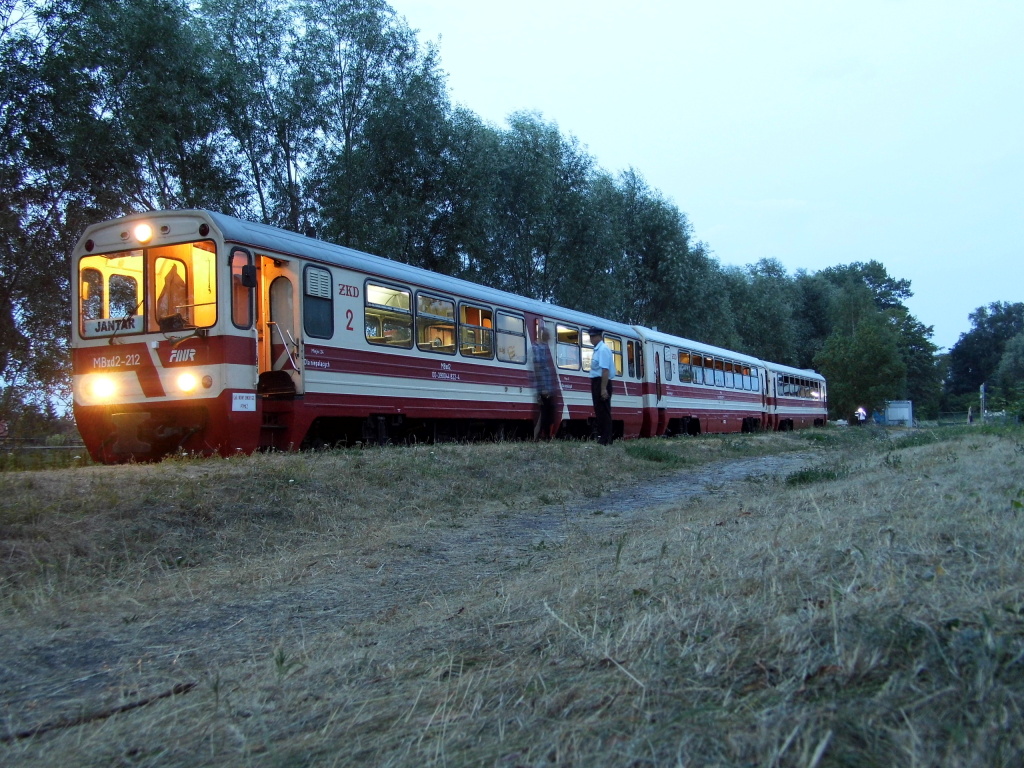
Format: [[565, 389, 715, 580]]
[[313, 23, 452, 269], [460, 112, 596, 301], [790, 270, 837, 369], [612, 170, 687, 329], [893, 312, 941, 417], [0, 0, 126, 418], [725, 258, 798, 364], [820, 260, 912, 312], [301, 0, 426, 240], [947, 301, 1024, 396], [202, 0, 298, 222], [814, 295, 907, 420], [68, 0, 243, 210]]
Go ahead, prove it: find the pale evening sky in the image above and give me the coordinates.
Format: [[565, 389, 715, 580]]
[[387, 0, 1023, 352]]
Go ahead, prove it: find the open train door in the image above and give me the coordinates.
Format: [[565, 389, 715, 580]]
[[256, 255, 304, 396]]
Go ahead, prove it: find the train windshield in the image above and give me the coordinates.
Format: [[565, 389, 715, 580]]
[[79, 240, 217, 338]]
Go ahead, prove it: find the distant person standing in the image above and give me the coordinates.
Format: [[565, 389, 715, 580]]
[[588, 327, 615, 445], [532, 327, 557, 440]]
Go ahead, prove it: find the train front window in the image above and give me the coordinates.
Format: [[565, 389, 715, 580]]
[[78, 240, 217, 338]]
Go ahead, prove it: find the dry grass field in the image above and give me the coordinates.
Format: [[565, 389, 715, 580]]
[[2, 426, 1023, 767]]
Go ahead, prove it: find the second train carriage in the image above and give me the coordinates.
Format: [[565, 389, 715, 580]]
[[71, 209, 826, 463], [633, 327, 770, 436], [762, 361, 828, 430]]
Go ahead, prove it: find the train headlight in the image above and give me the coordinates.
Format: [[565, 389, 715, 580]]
[[134, 223, 153, 243], [177, 372, 199, 393], [90, 376, 117, 400]]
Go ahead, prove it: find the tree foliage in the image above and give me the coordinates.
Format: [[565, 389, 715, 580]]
[[946, 302, 1024, 395], [814, 306, 907, 419]]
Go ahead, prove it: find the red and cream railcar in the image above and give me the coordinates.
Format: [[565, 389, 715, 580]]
[[762, 362, 828, 430], [634, 327, 769, 436], [71, 210, 647, 462]]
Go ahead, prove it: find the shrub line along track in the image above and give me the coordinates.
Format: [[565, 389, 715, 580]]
[[1, 451, 813, 742]]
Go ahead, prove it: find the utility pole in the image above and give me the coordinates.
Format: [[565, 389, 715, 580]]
[[980, 382, 986, 423]]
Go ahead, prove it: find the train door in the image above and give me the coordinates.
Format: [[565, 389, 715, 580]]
[[257, 255, 304, 395], [759, 366, 769, 428]]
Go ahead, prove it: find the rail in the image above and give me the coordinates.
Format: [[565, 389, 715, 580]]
[[0, 441, 91, 470]]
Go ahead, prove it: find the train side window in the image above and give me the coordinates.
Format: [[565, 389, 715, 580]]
[[677, 351, 691, 383], [604, 334, 623, 376], [230, 249, 253, 329], [627, 341, 637, 378], [303, 266, 333, 339], [690, 354, 703, 385], [417, 293, 456, 354], [496, 311, 526, 363], [556, 325, 580, 369], [703, 357, 715, 386], [459, 303, 493, 358], [582, 329, 597, 372], [723, 361, 735, 389], [365, 282, 412, 348], [713, 359, 725, 387]]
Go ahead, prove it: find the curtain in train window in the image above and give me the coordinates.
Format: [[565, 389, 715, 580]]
[[689, 354, 704, 385], [713, 359, 725, 387], [703, 357, 716, 386]]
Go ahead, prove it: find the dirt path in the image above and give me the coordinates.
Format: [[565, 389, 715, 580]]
[[1, 452, 812, 740]]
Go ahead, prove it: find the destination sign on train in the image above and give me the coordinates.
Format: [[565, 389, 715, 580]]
[[81, 315, 144, 338]]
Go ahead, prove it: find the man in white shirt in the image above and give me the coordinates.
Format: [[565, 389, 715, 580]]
[[588, 327, 615, 445]]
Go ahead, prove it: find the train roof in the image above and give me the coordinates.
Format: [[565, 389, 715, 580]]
[[202, 211, 641, 339], [632, 326, 766, 367], [633, 327, 824, 381], [77, 209, 824, 383], [761, 361, 826, 381]]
